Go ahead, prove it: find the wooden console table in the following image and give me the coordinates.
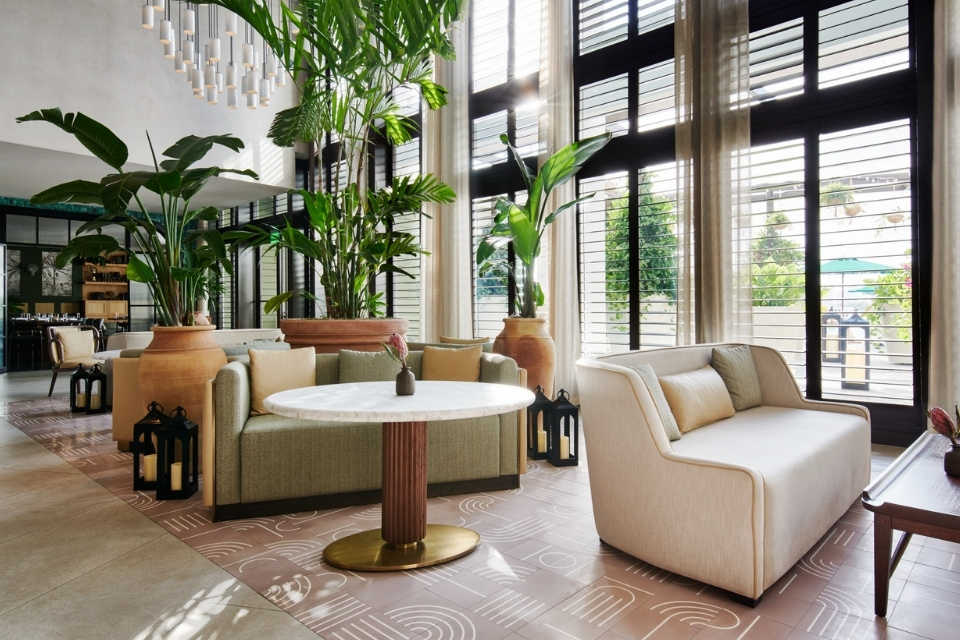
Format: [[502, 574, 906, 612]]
[[861, 432, 960, 617]]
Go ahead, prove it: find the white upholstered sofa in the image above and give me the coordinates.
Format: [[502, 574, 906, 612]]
[[575, 343, 871, 603]]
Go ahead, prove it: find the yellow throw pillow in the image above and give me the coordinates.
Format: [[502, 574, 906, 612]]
[[658, 365, 735, 433], [57, 330, 95, 361], [438, 335, 491, 346], [249, 347, 316, 416], [421, 345, 483, 382]]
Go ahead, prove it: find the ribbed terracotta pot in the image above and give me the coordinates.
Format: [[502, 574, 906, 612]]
[[138, 325, 227, 428], [493, 317, 556, 397], [281, 318, 409, 353]]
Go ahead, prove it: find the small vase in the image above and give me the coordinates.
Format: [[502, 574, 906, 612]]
[[945, 445, 960, 477], [396, 365, 415, 396]]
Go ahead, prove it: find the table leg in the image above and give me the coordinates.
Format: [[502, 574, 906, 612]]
[[874, 513, 892, 617], [321, 419, 480, 571], [382, 420, 427, 545]]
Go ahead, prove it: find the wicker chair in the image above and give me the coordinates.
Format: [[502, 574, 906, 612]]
[[46, 325, 104, 396]]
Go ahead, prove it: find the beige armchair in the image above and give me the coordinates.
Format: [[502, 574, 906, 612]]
[[46, 325, 104, 397]]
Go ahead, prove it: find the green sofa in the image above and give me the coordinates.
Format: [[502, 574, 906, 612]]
[[209, 350, 523, 521]]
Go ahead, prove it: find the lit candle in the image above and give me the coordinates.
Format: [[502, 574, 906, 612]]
[[76, 393, 86, 408], [537, 430, 546, 453], [144, 454, 157, 482], [90, 394, 101, 410], [170, 462, 182, 491], [560, 435, 570, 459]]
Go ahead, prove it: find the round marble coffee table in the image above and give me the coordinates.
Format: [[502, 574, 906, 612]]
[[264, 380, 534, 571]]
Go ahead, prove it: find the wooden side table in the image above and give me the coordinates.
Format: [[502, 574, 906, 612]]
[[861, 432, 960, 616]]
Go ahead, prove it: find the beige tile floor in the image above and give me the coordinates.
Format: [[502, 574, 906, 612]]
[[1, 369, 958, 640]]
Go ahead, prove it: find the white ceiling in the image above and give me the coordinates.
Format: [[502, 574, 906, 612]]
[[0, 141, 289, 213]]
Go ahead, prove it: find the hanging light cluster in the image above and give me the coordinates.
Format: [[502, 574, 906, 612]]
[[140, 1, 287, 110]]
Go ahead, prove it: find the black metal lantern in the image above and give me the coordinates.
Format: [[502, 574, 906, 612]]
[[527, 385, 554, 461], [86, 363, 108, 414], [547, 389, 579, 467], [841, 312, 871, 391], [156, 406, 199, 500], [132, 401, 168, 491], [821, 309, 843, 364], [70, 364, 89, 412]]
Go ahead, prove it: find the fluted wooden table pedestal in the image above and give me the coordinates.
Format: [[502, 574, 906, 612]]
[[265, 381, 534, 571]]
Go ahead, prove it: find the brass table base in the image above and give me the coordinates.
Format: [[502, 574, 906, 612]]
[[323, 524, 480, 571]]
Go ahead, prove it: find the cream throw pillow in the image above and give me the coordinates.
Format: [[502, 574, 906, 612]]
[[249, 347, 316, 416], [658, 365, 735, 433], [422, 345, 483, 382], [438, 335, 491, 346], [57, 330, 95, 361], [711, 345, 762, 411], [629, 364, 682, 442]]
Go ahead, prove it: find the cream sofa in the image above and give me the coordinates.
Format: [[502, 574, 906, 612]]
[[209, 350, 524, 521], [575, 344, 871, 603], [107, 328, 285, 448]]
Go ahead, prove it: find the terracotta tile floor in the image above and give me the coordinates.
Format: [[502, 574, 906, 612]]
[[2, 388, 959, 639]]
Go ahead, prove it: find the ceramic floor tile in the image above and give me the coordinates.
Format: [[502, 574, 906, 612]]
[[885, 598, 960, 640], [0, 472, 117, 544]]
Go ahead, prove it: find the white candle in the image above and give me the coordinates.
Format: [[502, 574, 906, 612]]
[[537, 430, 546, 453], [76, 393, 86, 408], [170, 462, 182, 491], [90, 394, 101, 410], [560, 435, 570, 459], [144, 454, 157, 482]]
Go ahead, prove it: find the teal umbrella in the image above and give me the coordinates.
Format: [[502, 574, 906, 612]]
[[821, 259, 892, 312]]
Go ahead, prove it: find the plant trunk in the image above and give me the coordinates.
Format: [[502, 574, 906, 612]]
[[521, 261, 537, 318]]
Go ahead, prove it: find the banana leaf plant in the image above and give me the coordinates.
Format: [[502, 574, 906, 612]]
[[208, 0, 462, 319], [16, 108, 256, 326], [477, 132, 612, 318]]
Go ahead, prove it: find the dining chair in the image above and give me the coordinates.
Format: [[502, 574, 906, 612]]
[[46, 325, 104, 397]]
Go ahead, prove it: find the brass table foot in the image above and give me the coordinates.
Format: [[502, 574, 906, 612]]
[[322, 524, 480, 571]]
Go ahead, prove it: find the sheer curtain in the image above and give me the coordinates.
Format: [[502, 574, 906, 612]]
[[674, 0, 752, 344], [540, 0, 581, 394], [422, 19, 472, 342], [929, 0, 960, 410]]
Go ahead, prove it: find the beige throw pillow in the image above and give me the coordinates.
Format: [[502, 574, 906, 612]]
[[658, 365, 735, 433], [438, 335, 491, 346], [629, 364, 682, 442], [249, 347, 316, 416], [57, 330, 95, 361], [421, 345, 483, 382], [711, 345, 763, 411]]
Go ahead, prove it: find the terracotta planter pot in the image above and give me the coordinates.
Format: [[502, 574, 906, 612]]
[[493, 317, 556, 397], [138, 325, 227, 428], [281, 318, 410, 354]]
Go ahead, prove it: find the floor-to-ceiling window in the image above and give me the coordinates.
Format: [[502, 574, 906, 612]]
[[569, 0, 931, 443]]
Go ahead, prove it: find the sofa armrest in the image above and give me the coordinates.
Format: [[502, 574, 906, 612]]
[[213, 361, 252, 506], [479, 352, 522, 476]]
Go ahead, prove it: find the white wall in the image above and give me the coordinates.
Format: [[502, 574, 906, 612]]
[[0, 0, 295, 204]]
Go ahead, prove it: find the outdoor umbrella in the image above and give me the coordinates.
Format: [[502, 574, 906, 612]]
[[821, 258, 892, 313]]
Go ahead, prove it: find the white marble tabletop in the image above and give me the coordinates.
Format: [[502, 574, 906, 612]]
[[264, 381, 535, 423]]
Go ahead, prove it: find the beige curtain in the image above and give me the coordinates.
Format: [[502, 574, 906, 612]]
[[422, 18, 473, 342], [929, 0, 960, 410], [540, 0, 581, 395], [675, 0, 752, 344]]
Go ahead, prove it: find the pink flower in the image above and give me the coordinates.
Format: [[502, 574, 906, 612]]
[[928, 406, 959, 446], [382, 333, 408, 367]]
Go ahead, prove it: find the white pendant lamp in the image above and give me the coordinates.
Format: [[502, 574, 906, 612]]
[[153, 0, 165, 11], [204, 65, 216, 89], [174, 50, 186, 73], [183, 6, 195, 36], [225, 13, 238, 37], [163, 40, 176, 59], [159, 19, 172, 44], [142, 3, 155, 29], [191, 67, 203, 94], [208, 37, 221, 63], [206, 86, 218, 104], [227, 87, 238, 109], [226, 63, 238, 89], [247, 93, 258, 109]]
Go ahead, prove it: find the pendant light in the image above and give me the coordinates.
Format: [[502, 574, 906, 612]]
[[142, 1, 154, 29], [183, 3, 195, 36]]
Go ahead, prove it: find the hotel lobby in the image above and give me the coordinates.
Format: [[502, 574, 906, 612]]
[[3, 1, 960, 639]]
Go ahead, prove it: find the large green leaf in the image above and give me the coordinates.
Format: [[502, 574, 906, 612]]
[[16, 108, 128, 170], [29, 180, 103, 207], [159, 134, 247, 173], [507, 206, 539, 264], [99, 171, 155, 214], [126, 254, 156, 283]]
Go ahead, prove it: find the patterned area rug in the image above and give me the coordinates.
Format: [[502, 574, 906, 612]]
[[2, 396, 897, 640]]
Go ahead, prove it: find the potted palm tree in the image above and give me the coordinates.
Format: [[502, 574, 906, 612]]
[[17, 107, 255, 423], [212, 0, 462, 351], [476, 132, 611, 394]]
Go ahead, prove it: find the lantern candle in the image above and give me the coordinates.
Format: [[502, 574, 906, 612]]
[[90, 394, 101, 410], [560, 435, 570, 459], [144, 454, 157, 482], [537, 429, 546, 453], [76, 394, 86, 408], [170, 462, 182, 491]]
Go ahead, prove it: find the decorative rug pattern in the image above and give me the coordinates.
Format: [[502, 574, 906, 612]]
[[3, 396, 957, 640]]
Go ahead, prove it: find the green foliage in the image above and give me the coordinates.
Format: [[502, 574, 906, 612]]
[[751, 212, 805, 307], [17, 108, 249, 326], [208, 0, 464, 319], [476, 132, 612, 318], [864, 260, 912, 341]]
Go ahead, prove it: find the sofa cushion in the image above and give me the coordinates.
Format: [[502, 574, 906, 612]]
[[658, 365, 735, 433], [712, 345, 762, 411], [439, 335, 491, 346], [629, 364, 681, 441], [422, 345, 483, 382], [249, 347, 317, 416], [57, 329, 95, 360], [223, 341, 290, 357], [339, 349, 399, 382]]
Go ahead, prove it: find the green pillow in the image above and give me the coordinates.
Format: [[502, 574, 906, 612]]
[[711, 345, 762, 411], [629, 364, 682, 442], [339, 349, 401, 382]]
